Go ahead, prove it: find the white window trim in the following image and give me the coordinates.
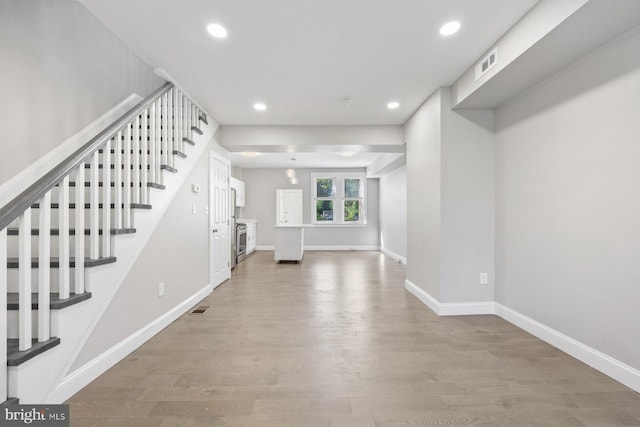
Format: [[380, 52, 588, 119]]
[[311, 173, 367, 226]]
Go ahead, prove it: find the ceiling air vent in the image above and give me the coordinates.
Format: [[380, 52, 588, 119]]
[[475, 48, 498, 81]]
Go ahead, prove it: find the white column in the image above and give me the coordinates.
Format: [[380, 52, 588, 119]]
[[132, 116, 141, 205]]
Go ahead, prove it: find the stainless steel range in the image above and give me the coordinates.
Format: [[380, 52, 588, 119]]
[[236, 222, 247, 263]]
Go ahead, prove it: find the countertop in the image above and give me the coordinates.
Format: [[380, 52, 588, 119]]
[[237, 218, 257, 224]]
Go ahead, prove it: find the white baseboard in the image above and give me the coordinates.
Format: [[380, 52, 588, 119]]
[[494, 303, 640, 393], [46, 284, 213, 403], [256, 245, 380, 251], [304, 245, 380, 251], [404, 280, 495, 316], [405, 279, 640, 393], [380, 247, 407, 265], [0, 94, 142, 209]]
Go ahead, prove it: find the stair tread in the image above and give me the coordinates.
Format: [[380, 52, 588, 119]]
[[1, 398, 19, 406], [6, 256, 117, 269], [65, 182, 165, 189], [7, 337, 61, 366], [183, 137, 195, 146], [190, 126, 203, 135], [7, 228, 136, 236], [199, 115, 208, 125], [7, 292, 92, 310], [173, 150, 187, 159], [31, 202, 152, 210]]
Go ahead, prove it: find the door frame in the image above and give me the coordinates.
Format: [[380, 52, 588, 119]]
[[209, 150, 231, 288]]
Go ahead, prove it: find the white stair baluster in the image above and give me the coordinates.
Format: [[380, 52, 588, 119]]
[[89, 151, 100, 259], [58, 176, 70, 300], [132, 116, 140, 205], [175, 89, 183, 154], [123, 123, 132, 229], [38, 191, 51, 341], [114, 130, 123, 230], [141, 109, 149, 205], [0, 227, 8, 402], [74, 166, 84, 295], [149, 103, 157, 185], [186, 99, 192, 143], [161, 93, 169, 170], [167, 89, 174, 168], [102, 139, 111, 257], [18, 209, 32, 351], [155, 99, 162, 183]]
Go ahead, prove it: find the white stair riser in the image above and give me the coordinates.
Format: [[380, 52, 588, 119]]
[[6, 233, 113, 258], [7, 268, 81, 294], [7, 310, 39, 340]]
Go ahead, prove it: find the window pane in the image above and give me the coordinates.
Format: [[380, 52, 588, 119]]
[[344, 200, 360, 222], [316, 179, 334, 197], [345, 178, 361, 198], [316, 200, 334, 221]]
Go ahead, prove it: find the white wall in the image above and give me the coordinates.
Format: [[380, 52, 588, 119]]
[[405, 87, 495, 304], [71, 137, 219, 370], [440, 91, 495, 303], [405, 91, 442, 300], [379, 165, 407, 262], [240, 168, 380, 249], [495, 27, 640, 370], [0, 0, 163, 186]]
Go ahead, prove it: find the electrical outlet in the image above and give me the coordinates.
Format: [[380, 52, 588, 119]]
[[480, 273, 488, 285], [158, 282, 165, 297]]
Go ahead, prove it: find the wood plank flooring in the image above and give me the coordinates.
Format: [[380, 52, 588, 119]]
[[67, 251, 640, 426]]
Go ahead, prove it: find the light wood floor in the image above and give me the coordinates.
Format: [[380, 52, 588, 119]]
[[68, 251, 640, 426]]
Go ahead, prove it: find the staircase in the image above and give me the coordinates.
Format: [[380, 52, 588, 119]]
[[0, 82, 210, 404]]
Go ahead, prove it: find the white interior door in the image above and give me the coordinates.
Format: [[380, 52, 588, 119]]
[[210, 151, 230, 288]]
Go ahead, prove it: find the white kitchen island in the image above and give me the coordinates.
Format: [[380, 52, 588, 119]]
[[274, 224, 311, 262]]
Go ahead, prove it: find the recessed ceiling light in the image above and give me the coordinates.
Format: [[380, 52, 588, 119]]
[[440, 21, 461, 36], [241, 151, 260, 157], [387, 101, 400, 110], [207, 23, 228, 39], [253, 103, 267, 111], [340, 151, 355, 157]]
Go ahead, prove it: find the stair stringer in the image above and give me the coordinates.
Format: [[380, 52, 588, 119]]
[[7, 117, 219, 404]]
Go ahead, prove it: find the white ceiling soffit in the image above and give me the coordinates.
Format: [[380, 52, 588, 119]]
[[453, 0, 640, 109], [227, 151, 404, 170], [79, 0, 539, 125]]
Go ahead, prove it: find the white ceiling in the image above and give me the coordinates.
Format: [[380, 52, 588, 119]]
[[79, 0, 539, 126], [79, 0, 541, 170]]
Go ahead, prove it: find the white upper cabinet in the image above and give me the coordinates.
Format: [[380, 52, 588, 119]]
[[230, 177, 245, 207]]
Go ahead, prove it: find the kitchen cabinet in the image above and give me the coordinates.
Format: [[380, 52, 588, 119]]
[[274, 225, 304, 262], [230, 177, 245, 207], [247, 222, 257, 254]]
